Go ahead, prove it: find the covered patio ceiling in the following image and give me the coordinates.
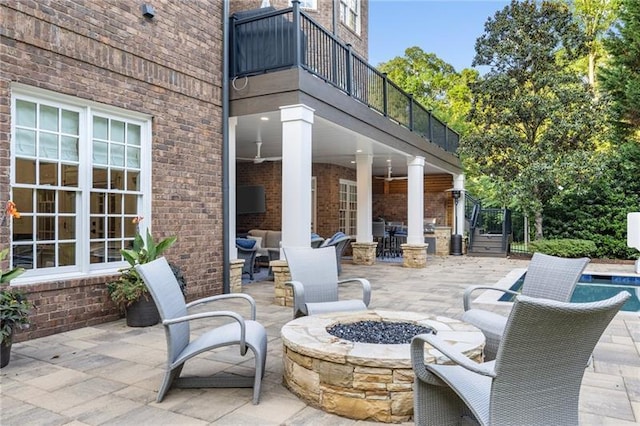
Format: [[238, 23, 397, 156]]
[[235, 111, 455, 177]]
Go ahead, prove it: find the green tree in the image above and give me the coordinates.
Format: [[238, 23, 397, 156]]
[[460, 0, 604, 240], [377, 47, 477, 137], [600, 0, 640, 138], [544, 141, 640, 258], [567, 0, 620, 87]]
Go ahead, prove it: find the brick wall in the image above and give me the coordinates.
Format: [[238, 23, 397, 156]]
[[236, 161, 356, 238], [372, 174, 454, 227], [1, 1, 224, 342]]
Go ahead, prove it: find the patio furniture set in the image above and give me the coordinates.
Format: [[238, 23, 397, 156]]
[[134, 249, 630, 424]]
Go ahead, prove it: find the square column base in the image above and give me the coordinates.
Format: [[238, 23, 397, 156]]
[[351, 242, 378, 265], [434, 227, 451, 256], [272, 259, 293, 307], [229, 259, 244, 293], [401, 243, 428, 268]]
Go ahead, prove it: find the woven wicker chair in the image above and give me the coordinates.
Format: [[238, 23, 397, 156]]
[[412, 291, 630, 426], [236, 241, 258, 280], [283, 246, 371, 318], [320, 233, 352, 275], [135, 257, 267, 404], [462, 252, 589, 360]]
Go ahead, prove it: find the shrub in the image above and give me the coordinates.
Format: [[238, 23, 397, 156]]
[[528, 239, 597, 258]]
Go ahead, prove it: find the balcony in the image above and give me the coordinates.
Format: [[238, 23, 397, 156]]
[[230, 4, 459, 156]]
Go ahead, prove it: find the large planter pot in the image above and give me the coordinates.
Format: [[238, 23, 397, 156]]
[[125, 296, 160, 327], [1, 329, 14, 368]]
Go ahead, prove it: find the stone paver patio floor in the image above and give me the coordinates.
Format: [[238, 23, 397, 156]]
[[1, 256, 638, 425]]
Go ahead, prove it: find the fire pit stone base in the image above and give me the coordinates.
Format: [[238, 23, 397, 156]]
[[281, 310, 484, 423]]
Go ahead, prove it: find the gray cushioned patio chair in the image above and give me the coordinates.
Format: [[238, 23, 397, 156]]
[[411, 291, 630, 426], [283, 246, 371, 318], [135, 257, 267, 404], [462, 252, 589, 360]]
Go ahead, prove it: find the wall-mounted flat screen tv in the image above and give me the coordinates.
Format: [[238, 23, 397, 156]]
[[237, 185, 266, 214]]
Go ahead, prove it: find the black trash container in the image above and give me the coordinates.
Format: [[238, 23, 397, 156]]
[[450, 234, 463, 256]]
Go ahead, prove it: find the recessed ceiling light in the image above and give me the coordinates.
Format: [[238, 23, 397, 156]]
[[350, 160, 356, 164], [356, 149, 362, 153], [260, 116, 269, 121]]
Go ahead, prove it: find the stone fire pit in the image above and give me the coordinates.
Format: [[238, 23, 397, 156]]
[[281, 310, 484, 423]]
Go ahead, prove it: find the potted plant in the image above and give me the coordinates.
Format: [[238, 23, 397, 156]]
[[1, 200, 29, 368], [0, 248, 28, 368], [107, 220, 180, 327]]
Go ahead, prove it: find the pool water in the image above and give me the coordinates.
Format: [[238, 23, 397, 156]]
[[499, 273, 640, 312]]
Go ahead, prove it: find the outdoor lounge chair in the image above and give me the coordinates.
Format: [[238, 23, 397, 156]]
[[462, 252, 589, 360], [411, 291, 630, 426], [283, 246, 371, 318], [319, 232, 351, 274], [236, 238, 258, 280], [135, 257, 267, 404]]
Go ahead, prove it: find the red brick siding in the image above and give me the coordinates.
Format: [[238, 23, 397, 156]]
[[372, 174, 454, 227], [1, 1, 224, 342], [236, 161, 356, 239]]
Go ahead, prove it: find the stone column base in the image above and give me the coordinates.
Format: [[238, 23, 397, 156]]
[[229, 259, 244, 293], [434, 227, 451, 256], [351, 241, 378, 265], [272, 259, 292, 307], [401, 243, 428, 268]]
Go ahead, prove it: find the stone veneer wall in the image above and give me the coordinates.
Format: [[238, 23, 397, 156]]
[[1, 1, 224, 341]]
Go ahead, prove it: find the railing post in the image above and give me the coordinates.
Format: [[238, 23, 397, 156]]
[[445, 125, 449, 151], [382, 73, 388, 117], [292, 0, 301, 68], [408, 94, 414, 130], [428, 111, 433, 142], [346, 43, 353, 96], [229, 15, 238, 77]]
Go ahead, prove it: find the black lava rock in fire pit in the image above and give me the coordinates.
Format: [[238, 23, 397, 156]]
[[327, 320, 434, 344]]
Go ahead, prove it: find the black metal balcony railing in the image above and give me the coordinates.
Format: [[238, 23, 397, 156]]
[[230, 3, 459, 155]]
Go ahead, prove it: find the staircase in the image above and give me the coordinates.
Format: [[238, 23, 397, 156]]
[[465, 197, 512, 257]]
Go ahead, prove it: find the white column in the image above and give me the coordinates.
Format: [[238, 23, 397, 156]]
[[453, 173, 465, 236], [406, 156, 425, 244], [356, 153, 373, 242], [280, 104, 315, 251], [229, 117, 238, 259]]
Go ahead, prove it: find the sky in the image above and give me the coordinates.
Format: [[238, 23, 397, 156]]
[[369, 0, 511, 72]]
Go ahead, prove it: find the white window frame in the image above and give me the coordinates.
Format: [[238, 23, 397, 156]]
[[339, 178, 357, 236], [289, 0, 317, 10], [339, 0, 361, 35], [10, 84, 152, 284]]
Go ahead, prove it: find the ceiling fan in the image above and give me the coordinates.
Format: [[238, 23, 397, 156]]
[[238, 141, 282, 164], [375, 165, 408, 181]]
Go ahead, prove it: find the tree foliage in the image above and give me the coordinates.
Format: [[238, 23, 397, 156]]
[[600, 0, 640, 138], [377, 46, 477, 137], [567, 0, 620, 86], [544, 141, 640, 259], [460, 0, 604, 240], [544, 0, 640, 260]]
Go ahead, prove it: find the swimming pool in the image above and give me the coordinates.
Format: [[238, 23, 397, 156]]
[[499, 273, 640, 312]]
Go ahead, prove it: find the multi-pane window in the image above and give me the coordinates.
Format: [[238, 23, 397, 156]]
[[339, 179, 357, 236], [339, 0, 360, 34], [89, 115, 143, 265], [11, 87, 150, 278]]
